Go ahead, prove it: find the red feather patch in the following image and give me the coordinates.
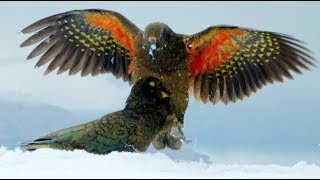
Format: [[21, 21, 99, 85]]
[[128, 60, 134, 75], [186, 29, 244, 76], [85, 12, 136, 57]]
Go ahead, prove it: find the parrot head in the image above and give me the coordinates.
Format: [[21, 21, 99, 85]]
[[126, 77, 172, 113], [144, 22, 174, 60]]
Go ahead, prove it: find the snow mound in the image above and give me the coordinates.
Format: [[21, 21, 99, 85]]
[[0, 147, 319, 178]]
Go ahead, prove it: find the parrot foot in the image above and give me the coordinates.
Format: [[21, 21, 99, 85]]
[[169, 123, 191, 144], [152, 121, 191, 151], [152, 134, 166, 150], [167, 135, 183, 150]]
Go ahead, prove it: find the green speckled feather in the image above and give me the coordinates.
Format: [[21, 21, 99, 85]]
[[20, 77, 171, 154]]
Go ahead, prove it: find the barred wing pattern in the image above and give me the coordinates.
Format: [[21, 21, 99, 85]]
[[185, 26, 316, 104], [20, 9, 143, 83]]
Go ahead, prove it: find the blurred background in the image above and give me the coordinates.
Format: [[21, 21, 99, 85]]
[[0, 1, 319, 165]]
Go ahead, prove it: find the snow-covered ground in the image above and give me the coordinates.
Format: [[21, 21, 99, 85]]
[[0, 147, 319, 178]]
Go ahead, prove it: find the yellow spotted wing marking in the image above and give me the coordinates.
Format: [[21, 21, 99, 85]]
[[84, 12, 135, 57], [59, 17, 129, 58], [206, 30, 281, 84]]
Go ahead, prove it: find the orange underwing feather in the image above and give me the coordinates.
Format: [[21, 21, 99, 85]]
[[128, 60, 134, 75], [85, 12, 135, 57], [187, 29, 244, 76], [20, 9, 142, 82], [186, 26, 315, 106]]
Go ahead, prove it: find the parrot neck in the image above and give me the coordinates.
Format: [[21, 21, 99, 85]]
[[125, 96, 170, 115], [125, 100, 163, 112]]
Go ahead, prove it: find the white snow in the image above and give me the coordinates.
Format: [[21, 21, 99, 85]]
[[0, 147, 319, 178]]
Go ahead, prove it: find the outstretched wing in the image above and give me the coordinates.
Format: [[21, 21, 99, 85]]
[[20, 9, 143, 83], [185, 26, 316, 104]]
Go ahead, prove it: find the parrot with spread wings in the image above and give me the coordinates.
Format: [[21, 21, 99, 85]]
[[20, 9, 316, 151]]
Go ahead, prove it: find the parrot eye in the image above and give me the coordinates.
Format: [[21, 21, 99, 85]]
[[187, 39, 193, 49], [149, 81, 155, 87]]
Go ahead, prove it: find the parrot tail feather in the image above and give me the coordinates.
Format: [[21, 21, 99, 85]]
[[19, 138, 57, 151]]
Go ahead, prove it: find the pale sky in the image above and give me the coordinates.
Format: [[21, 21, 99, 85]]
[[0, 1, 319, 160]]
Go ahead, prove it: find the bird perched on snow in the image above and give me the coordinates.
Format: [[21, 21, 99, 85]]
[[20, 77, 172, 154], [20, 9, 316, 150]]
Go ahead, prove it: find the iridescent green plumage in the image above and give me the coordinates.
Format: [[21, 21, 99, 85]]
[[20, 77, 172, 154]]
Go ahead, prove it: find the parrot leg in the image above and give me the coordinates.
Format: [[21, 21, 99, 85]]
[[152, 114, 176, 150], [175, 122, 192, 144], [152, 133, 166, 150], [152, 113, 191, 151]]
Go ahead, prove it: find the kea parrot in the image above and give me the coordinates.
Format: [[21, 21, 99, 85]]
[[20, 77, 172, 154], [20, 9, 316, 150]]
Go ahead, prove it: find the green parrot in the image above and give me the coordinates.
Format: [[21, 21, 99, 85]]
[[20, 77, 172, 154], [20, 9, 316, 151]]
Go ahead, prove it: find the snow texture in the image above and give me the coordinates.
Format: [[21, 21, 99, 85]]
[[0, 147, 319, 178]]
